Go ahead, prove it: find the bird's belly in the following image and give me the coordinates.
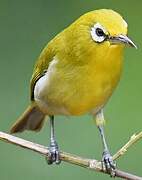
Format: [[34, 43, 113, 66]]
[[34, 69, 116, 116], [34, 54, 122, 115]]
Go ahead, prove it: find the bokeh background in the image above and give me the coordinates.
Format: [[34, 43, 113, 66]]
[[0, 0, 141, 179]]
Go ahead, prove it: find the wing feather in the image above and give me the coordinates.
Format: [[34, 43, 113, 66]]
[[30, 44, 55, 100]]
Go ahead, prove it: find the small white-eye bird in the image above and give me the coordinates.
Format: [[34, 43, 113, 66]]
[[10, 9, 137, 173]]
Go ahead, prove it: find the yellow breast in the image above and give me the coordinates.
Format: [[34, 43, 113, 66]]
[[34, 44, 123, 115], [57, 45, 123, 115]]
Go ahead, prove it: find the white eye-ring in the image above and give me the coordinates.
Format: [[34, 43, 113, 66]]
[[91, 23, 107, 43]]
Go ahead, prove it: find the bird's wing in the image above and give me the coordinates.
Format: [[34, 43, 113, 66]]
[[30, 45, 55, 101]]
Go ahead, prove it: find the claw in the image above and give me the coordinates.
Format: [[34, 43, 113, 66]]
[[46, 142, 61, 165], [102, 151, 116, 177]]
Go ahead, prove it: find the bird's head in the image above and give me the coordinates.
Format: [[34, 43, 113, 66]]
[[88, 9, 137, 49], [61, 9, 137, 62], [52, 9, 137, 64]]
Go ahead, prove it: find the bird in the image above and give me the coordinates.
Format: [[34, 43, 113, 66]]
[[10, 9, 137, 174]]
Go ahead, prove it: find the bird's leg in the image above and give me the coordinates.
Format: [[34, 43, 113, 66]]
[[95, 109, 116, 176], [46, 115, 61, 165]]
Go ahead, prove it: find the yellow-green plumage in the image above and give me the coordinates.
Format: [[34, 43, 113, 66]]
[[10, 9, 135, 133], [31, 9, 126, 115]]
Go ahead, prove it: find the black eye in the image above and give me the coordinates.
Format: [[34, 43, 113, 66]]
[[96, 28, 105, 37]]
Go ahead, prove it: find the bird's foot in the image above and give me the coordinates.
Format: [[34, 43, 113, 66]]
[[102, 150, 116, 177], [46, 141, 61, 165]]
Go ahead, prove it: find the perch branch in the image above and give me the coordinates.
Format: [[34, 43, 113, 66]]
[[113, 132, 142, 160], [0, 131, 141, 180]]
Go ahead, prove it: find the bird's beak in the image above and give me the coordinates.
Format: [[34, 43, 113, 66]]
[[108, 34, 137, 49]]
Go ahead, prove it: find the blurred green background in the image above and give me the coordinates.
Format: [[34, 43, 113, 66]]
[[0, 0, 141, 179]]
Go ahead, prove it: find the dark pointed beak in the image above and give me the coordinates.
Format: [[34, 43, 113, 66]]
[[109, 34, 137, 49]]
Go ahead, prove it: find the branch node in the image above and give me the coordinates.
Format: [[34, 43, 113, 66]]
[[89, 160, 101, 170]]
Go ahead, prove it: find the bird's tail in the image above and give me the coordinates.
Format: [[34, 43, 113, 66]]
[[10, 103, 45, 133]]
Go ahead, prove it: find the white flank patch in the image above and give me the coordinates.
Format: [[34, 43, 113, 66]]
[[34, 57, 58, 100], [34, 57, 70, 115]]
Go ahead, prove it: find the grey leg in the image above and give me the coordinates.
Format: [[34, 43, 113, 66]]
[[95, 109, 116, 176], [46, 115, 61, 165]]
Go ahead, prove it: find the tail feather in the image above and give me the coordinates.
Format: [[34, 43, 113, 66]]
[[10, 104, 45, 133]]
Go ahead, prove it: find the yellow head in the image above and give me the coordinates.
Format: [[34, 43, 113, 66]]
[[52, 9, 136, 64]]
